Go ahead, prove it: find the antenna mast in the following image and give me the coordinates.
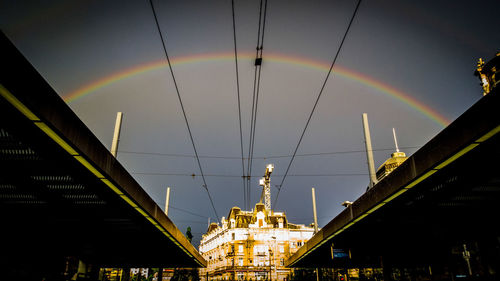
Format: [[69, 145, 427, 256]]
[[392, 128, 400, 153]]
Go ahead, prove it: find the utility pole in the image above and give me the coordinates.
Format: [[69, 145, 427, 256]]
[[164, 187, 171, 216], [259, 164, 274, 210], [362, 113, 377, 189], [312, 189, 320, 281], [160, 186, 169, 281], [110, 112, 123, 157], [311, 188, 318, 234]]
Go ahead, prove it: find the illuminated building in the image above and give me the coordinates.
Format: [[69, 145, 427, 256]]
[[199, 203, 315, 281], [376, 150, 408, 181], [376, 128, 408, 181]]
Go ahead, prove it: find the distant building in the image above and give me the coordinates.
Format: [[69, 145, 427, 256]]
[[376, 151, 408, 181], [199, 203, 315, 281]]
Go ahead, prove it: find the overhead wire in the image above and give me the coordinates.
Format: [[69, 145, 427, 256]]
[[148, 0, 220, 223], [169, 206, 209, 219], [246, 0, 269, 210], [273, 0, 364, 208], [132, 172, 367, 178], [117, 146, 420, 160], [231, 0, 247, 210]]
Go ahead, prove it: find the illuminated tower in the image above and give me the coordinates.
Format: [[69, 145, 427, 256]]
[[376, 128, 408, 181]]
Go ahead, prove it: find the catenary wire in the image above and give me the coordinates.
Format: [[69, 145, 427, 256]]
[[132, 172, 367, 178], [148, 0, 220, 223], [117, 146, 420, 160], [169, 206, 209, 219], [231, 0, 247, 210], [247, 0, 269, 210], [246, 0, 264, 209], [273, 0, 363, 208]]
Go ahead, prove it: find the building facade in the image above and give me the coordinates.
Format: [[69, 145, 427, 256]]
[[376, 151, 408, 181], [199, 203, 315, 281]]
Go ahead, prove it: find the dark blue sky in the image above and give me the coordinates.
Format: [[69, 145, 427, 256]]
[[2, 0, 499, 246]]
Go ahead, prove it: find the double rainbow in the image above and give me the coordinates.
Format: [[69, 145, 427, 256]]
[[63, 52, 450, 127]]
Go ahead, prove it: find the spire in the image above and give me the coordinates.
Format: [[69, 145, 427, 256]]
[[392, 128, 400, 153]]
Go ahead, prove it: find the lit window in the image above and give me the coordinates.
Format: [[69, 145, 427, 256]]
[[279, 245, 284, 253], [239, 245, 244, 253]]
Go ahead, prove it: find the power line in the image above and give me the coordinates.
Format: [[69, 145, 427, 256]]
[[169, 206, 209, 219], [148, 0, 220, 223], [231, 0, 247, 210], [174, 220, 208, 224], [247, 0, 269, 210], [274, 0, 363, 208], [117, 146, 420, 160], [132, 172, 367, 178]]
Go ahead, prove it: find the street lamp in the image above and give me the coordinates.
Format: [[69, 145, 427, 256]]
[[341, 201, 353, 208], [266, 164, 274, 174], [268, 236, 277, 281]]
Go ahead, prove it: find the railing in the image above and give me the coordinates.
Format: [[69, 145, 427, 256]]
[[213, 265, 272, 273]]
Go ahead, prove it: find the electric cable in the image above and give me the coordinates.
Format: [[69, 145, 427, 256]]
[[231, 0, 247, 210], [118, 146, 420, 160], [132, 172, 367, 178], [148, 0, 220, 223], [170, 205, 209, 219], [246, 0, 269, 210], [273, 0, 363, 208]]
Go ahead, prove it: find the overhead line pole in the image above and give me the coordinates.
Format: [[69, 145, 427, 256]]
[[148, 0, 220, 223], [362, 113, 377, 189], [164, 187, 170, 216], [273, 0, 363, 208], [110, 112, 123, 157]]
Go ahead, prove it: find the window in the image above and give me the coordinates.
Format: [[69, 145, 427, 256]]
[[232, 233, 235, 240], [238, 258, 244, 266], [239, 244, 244, 253], [280, 258, 284, 266], [279, 245, 284, 253]]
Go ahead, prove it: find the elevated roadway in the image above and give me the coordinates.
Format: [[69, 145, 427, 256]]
[[0, 32, 206, 276], [286, 86, 500, 277]]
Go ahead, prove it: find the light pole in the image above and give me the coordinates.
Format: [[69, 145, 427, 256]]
[[268, 248, 273, 281], [268, 236, 277, 281]]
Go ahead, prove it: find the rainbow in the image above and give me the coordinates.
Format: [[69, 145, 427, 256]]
[[63, 52, 450, 127]]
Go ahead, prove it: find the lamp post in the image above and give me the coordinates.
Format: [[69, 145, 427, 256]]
[[268, 248, 273, 281], [268, 236, 277, 281]]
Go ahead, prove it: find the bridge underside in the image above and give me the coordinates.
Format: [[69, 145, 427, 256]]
[[287, 89, 500, 278], [0, 32, 205, 279]]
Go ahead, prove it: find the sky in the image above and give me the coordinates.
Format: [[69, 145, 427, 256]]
[[2, 0, 499, 246]]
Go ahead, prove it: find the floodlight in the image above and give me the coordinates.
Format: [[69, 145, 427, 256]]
[[259, 178, 265, 186]]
